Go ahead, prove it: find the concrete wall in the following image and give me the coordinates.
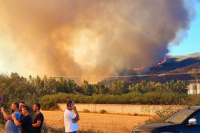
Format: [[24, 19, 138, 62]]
[[57, 103, 186, 115]]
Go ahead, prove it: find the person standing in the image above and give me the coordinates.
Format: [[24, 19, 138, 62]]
[[12, 106, 34, 133], [64, 100, 80, 133], [19, 101, 24, 133], [1, 103, 20, 133], [32, 103, 44, 133], [19, 101, 24, 118]]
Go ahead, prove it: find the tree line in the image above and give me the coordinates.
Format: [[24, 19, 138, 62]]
[[26, 74, 189, 96], [0, 72, 198, 111], [0, 72, 189, 98]]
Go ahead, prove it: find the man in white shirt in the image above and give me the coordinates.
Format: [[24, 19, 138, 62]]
[[64, 100, 80, 133]]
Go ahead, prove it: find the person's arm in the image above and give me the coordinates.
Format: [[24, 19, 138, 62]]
[[33, 113, 43, 127], [72, 106, 80, 123], [12, 114, 21, 127], [1, 107, 12, 120], [32, 120, 41, 127]]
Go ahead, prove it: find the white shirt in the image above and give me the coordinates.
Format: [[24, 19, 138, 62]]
[[64, 109, 79, 132]]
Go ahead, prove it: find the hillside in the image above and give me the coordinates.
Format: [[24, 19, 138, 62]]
[[103, 53, 200, 85]]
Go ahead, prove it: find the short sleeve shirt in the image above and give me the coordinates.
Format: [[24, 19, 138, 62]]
[[19, 115, 34, 133], [64, 109, 78, 132], [33, 112, 44, 133], [5, 112, 20, 133]]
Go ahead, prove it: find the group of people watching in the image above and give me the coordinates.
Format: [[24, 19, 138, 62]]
[[0, 99, 80, 133], [0, 101, 44, 133]]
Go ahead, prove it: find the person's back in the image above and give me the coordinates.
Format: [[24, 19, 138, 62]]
[[5, 112, 20, 133]]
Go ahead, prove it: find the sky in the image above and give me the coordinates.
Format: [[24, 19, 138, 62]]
[[168, 1, 200, 56]]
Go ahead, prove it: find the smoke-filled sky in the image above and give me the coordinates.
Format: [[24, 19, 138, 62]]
[[0, 0, 198, 83]]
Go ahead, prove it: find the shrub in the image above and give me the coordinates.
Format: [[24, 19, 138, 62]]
[[100, 109, 107, 114], [133, 113, 138, 116], [145, 106, 181, 124], [83, 109, 90, 113]]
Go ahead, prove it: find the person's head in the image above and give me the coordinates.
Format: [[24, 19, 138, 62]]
[[11, 103, 19, 112], [33, 103, 41, 112], [22, 106, 29, 115], [67, 99, 74, 110], [19, 101, 24, 110]]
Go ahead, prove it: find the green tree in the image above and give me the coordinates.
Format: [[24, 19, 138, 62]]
[[82, 80, 94, 96]]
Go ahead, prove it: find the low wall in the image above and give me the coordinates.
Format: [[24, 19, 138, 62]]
[[57, 103, 186, 115]]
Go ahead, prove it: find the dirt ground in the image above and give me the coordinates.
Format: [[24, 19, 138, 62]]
[[42, 110, 152, 133]]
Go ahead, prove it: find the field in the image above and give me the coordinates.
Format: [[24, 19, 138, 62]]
[[42, 110, 151, 133], [0, 110, 152, 133]]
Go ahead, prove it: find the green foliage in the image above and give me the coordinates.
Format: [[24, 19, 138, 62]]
[[41, 92, 190, 110], [145, 106, 181, 124], [0, 72, 191, 111], [0, 73, 40, 123]]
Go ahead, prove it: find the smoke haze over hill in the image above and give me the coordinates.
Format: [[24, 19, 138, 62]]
[[0, 0, 196, 83]]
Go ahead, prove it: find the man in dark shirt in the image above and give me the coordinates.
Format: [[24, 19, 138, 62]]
[[32, 103, 44, 133], [12, 106, 34, 133]]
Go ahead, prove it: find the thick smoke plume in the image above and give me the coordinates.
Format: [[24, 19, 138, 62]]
[[0, 0, 194, 83]]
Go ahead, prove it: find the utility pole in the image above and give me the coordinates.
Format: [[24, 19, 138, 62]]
[[53, 78, 57, 110]]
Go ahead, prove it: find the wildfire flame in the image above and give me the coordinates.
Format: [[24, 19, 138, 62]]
[[125, 57, 166, 71], [133, 67, 144, 70], [155, 58, 166, 67], [125, 66, 144, 71]]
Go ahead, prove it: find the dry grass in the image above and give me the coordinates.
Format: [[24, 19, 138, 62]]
[[0, 111, 151, 133], [41, 110, 151, 133]]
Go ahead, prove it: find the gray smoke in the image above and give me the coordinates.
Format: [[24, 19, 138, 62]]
[[0, 0, 195, 83]]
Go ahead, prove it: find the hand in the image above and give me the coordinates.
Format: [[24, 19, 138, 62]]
[[1, 107, 4, 112], [12, 114, 16, 119], [72, 105, 76, 111], [72, 119, 76, 123]]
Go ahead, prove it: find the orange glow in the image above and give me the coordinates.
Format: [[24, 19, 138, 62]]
[[124, 57, 166, 70], [133, 67, 144, 70], [155, 58, 166, 67], [125, 66, 144, 71]]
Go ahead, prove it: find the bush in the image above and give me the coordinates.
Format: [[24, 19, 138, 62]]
[[83, 109, 90, 113], [100, 109, 107, 114], [133, 113, 138, 116], [41, 92, 190, 110], [145, 106, 181, 124]]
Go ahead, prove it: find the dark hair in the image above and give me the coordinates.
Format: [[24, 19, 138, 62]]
[[67, 99, 73, 107], [23, 106, 29, 112], [13, 103, 19, 109], [33, 103, 41, 110], [20, 101, 24, 104]]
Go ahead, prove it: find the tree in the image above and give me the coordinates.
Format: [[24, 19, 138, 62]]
[[82, 80, 94, 96]]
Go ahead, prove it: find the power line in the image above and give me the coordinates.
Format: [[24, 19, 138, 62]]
[[52, 72, 200, 78]]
